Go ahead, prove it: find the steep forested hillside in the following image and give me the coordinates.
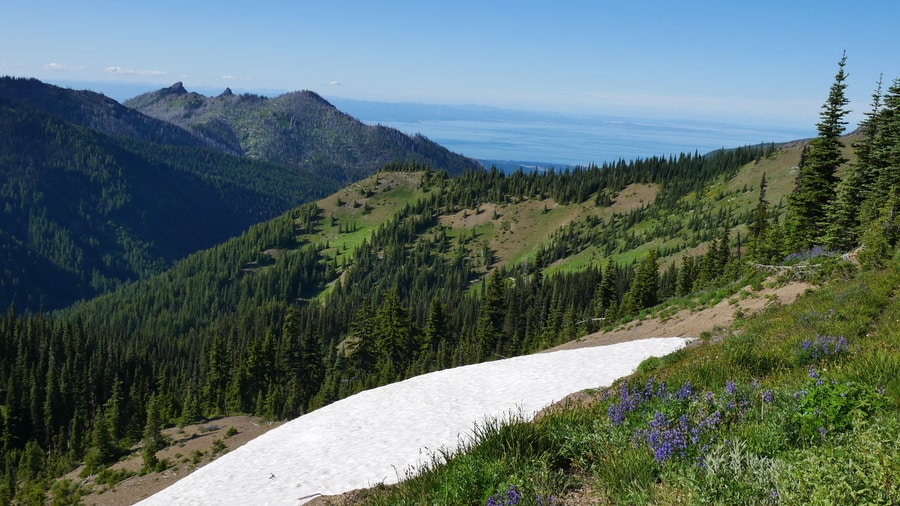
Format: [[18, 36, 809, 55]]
[[42, 144, 773, 440], [0, 77, 217, 150], [0, 95, 330, 311], [125, 82, 481, 183]]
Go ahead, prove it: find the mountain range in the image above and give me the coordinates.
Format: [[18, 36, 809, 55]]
[[0, 77, 479, 311]]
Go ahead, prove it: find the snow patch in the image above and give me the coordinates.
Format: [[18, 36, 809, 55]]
[[138, 337, 688, 505]]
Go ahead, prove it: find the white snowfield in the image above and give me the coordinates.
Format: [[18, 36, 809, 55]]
[[138, 337, 689, 506]]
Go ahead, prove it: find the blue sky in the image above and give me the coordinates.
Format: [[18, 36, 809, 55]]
[[2, 1, 898, 129]]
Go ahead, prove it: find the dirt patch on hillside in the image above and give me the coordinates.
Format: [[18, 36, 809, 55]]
[[66, 415, 283, 506], [608, 183, 659, 214], [547, 278, 813, 351]]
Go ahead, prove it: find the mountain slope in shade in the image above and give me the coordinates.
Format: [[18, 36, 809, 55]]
[[0, 77, 218, 150], [0, 93, 325, 311], [125, 83, 482, 183]]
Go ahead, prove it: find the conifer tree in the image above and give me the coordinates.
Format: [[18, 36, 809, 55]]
[[622, 251, 658, 316], [374, 289, 417, 380], [297, 328, 324, 410], [142, 395, 164, 472], [477, 271, 506, 358], [593, 259, 618, 319], [674, 255, 696, 297], [347, 301, 377, 377], [749, 173, 769, 240], [786, 52, 851, 251], [203, 334, 229, 415], [422, 296, 449, 366], [825, 76, 884, 250], [84, 410, 117, 472], [867, 79, 900, 200]]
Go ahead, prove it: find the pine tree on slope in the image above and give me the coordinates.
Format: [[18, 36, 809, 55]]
[[786, 52, 851, 251]]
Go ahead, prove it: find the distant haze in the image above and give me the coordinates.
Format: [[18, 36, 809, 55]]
[[48, 79, 816, 168]]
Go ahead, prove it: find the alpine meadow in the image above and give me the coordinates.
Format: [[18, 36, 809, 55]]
[[2, 52, 900, 505]]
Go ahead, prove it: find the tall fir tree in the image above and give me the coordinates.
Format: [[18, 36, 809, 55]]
[[622, 251, 659, 316], [593, 259, 619, 320], [825, 76, 884, 250], [867, 79, 900, 200], [786, 52, 851, 251], [142, 394, 165, 472]]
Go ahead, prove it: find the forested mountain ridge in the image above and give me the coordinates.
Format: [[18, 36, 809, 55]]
[[0, 93, 331, 311], [125, 82, 481, 184], [0, 77, 216, 150], [0, 77, 480, 312]]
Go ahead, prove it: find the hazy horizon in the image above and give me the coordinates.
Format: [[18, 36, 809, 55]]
[[38, 78, 817, 168]]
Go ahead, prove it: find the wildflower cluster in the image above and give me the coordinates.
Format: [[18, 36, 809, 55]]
[[798, 308, 835, 325], [784, 246, 829, 263], [486, 484, 520, 506], [607, 377, 761, 463], [636, 412, 691, 461], [792, 375, 888, 442], [605, 377, 674, 426], [798, 334, 848, 362], [485, 485, 555, 506]]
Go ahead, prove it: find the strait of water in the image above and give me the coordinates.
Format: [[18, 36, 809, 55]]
[[369, 116, 814, 170]]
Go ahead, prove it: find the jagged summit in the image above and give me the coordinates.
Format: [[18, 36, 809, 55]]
[[167, 81, 187, 94], [124, 82, 480, 181]]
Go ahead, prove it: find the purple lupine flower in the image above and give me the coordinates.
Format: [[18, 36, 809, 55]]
[[677, 381, 693, 400], [725, 380, 736, 396], [505, 485, 520, 505], [486, 485, 521, 506], [762, 390, 774, 403]]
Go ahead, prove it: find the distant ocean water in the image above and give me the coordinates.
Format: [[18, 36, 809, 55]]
[[368, 117, 814, 169], [326, 98, 814, 169]]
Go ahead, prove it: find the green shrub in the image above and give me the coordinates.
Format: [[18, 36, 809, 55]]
[[791, 376, 888, 444]]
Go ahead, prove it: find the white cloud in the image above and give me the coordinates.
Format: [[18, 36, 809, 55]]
[[330, 80, 342, 86], [44, 62, 82, 72], [221, 75, 237, 80], [105, 66, 167, 76]]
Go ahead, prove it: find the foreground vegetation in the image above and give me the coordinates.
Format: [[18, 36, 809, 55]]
[[353, 257, 900, 504]]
